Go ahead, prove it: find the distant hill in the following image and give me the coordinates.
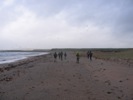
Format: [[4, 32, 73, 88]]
[[0, 49, 51, 52]]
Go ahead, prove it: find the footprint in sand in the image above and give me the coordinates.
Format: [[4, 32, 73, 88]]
[[107, 91, 112, 94], [86, 90, 91, 94], [119, 90, 123, 93], [13, 73, 16, 76], [117, 96, 121, 99], [82, 80, 85, 82], [26, 92, 29, 95], [126, 78, 129, 80], [0, 92, 5, 94], [73, 75, 75, 77], [56, 94, 60, 97], [111, 89, 114, 91], [119, 80, 123, 83], [59, 83, 62, 86], [5, 77, 13, 82], [105, 80, 111, 86], [64, 89, 68, 92], [73, 85, 76, 87], [95, 80, 99, 82], [32, 86, 35, 88], [113, 86, 119, 89]]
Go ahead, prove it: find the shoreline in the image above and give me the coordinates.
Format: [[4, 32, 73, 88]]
[[0, 53, 50, 73], [0, 51, 133, 100], [0, 52, 49, 65]]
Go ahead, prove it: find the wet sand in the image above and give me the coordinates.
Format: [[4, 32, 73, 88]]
[[0, 52, 133, 100]]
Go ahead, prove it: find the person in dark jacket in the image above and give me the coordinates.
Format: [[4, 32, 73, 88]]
[[76, 52, 80, 63], [89, 51, 93, 61], [64, 52, 67, 60], [54, 52, 57, 62], [87, 51, 90, 59]]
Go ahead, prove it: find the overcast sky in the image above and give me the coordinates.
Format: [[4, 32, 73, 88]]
[[0, 0, 133, 49]]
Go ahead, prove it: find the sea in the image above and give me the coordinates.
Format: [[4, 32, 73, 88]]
[[0, 51, 49, 64]]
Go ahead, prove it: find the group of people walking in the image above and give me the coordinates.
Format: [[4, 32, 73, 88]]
[[87, 51, 93, 60], [76, 51, 93, 63], [53, 52, 67, 62], [53, 51, 93, 63]]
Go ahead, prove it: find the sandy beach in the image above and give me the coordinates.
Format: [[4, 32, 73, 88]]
[[0, 51, 133, 100]]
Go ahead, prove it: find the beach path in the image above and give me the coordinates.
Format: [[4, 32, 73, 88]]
[[0, 52, 133, 100]]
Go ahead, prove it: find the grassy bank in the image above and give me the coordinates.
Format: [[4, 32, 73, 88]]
[[93, 49, 133, 60]]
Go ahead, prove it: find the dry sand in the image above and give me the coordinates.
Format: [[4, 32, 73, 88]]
[[0, 51, 133, 100]]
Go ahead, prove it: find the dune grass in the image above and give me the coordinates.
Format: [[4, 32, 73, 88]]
[[93, 49, 133, 60]]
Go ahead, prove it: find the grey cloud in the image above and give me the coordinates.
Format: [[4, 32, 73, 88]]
[[64, 0, 133, 37], [0, 2, 21, 27], [114, 1, 133, 35], [0, 0, 133, 49], [16, 0, 80, 17]]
